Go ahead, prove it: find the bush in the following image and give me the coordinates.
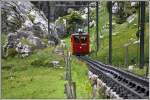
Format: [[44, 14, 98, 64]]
[[112, 1, 138, 24], [30, 49, 55, 67], [27, 14, 35, 23], [115, 17, 126, 24], [56, 10, 83, 34], [7, 48, 17, 57], [31, 58, 62, 68]]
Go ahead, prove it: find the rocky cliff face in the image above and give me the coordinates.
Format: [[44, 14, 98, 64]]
[[31, 1, 89, 21], [1, 1, 60, 57], [1, 1, 91, 57], [2, 1, 48, 35]]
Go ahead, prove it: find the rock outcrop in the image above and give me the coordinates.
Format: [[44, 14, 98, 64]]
[[1, 1, 60, 57]]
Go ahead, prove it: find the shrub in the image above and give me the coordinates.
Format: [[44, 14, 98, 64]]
[[56, 10, 83, 34], [7, 48, 17, 57], [27, 14, 35, 23]]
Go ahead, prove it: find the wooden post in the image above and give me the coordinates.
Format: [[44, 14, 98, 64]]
[[10, 64, 14, 80], [64, 82, 76, 99], [65, 51, 69, 80], [96, 1, 99, 53], [68, 51, 72, 82], [92, 84, 97, 99], [139, 1, 145, 68], [108, 1, 112, 64], [64, 51, 76, 99], [48, 1, 50, 40], [146, 64, 149, 77], [88, 1, 90, 34], [124, 46, 128, 67]]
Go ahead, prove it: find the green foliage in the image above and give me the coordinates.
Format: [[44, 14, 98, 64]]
[[115, 16, 126, 24], [65, 11, 83, 25], [7, 48, 17, 57], [1, 34, 7, 45], [41, 38, 48, 44], [2, 46, 96, 98], [132, 65, 148, 77], [111, 1, 139, 24], [27, 14, 35, 23], [90, 10, 96, 20], [30, 47, 64, 67], [20, 38, 36, 50], [56, 11, 83, 33], [90, 1, 149, 75], [20, 38, 32, 46]]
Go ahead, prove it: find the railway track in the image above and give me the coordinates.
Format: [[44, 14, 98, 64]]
[[77, 56, 149, 99]]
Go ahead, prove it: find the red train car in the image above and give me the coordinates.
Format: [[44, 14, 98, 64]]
[[71, 30, 90, 55]]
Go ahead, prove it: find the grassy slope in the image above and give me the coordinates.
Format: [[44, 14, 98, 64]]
[[2, 46, 91, 98], [88, 2, 149, 76], [90, 2, 149, 65]]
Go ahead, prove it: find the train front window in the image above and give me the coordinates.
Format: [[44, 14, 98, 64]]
[[81, 35, 87, 43], [74, 35, 80, 43]]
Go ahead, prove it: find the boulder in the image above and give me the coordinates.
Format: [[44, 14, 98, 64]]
[[27, 35, 46, 49], [48, 40, 55, 46], [51, 61, 60, 68], [16, 42, 32, 57], [127, 14, 136, 23], [22, 45, 31, 53], [17, 29, 33, 38], [59, 40, 67, 49], [55, 24, 67, 38], [32, 23, 48, 38], [23, 18, 33, 27], [7, 32, 18, 48], [128, 65, 134, 71], [89, 20, 96, 27], [112, 2, 119, 14], [81, 14, 87, 20], [131, 2, 137, 7]]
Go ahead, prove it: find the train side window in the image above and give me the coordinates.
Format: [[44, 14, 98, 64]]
[[74, 35, 80, 43], [81, 35, 87, 43]]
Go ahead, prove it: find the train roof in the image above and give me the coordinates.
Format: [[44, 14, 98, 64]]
[[72, 32, 88, 35]]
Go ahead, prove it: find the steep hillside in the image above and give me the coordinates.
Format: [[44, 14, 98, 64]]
[[89, 2, 149, 69]]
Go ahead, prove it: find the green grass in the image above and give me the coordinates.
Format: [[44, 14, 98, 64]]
[[2, 67, 65, 98], [132, 66, 148, 77], [71, 57, 92, 98], [2, 46, 95, 99], [1, 34, 7, 45], [121, 64, 148, 77], [2, 47, 65, 98], [89, 2, 149, 77]]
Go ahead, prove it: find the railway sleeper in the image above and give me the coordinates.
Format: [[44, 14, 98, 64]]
[[121, 90, 131, 99], [121, 81, 148, 98], [92, 68, 135, 98], [111, 84, 118, 91], [86, 59, 148, 99], [87, 57, 148, 87], [145, 90, 149, 96]]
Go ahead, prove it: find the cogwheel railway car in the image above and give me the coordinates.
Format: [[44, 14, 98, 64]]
[[71, 29, 90, 55]]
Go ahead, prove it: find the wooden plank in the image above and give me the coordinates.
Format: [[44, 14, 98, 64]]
[[64, 82, 76, 99]]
